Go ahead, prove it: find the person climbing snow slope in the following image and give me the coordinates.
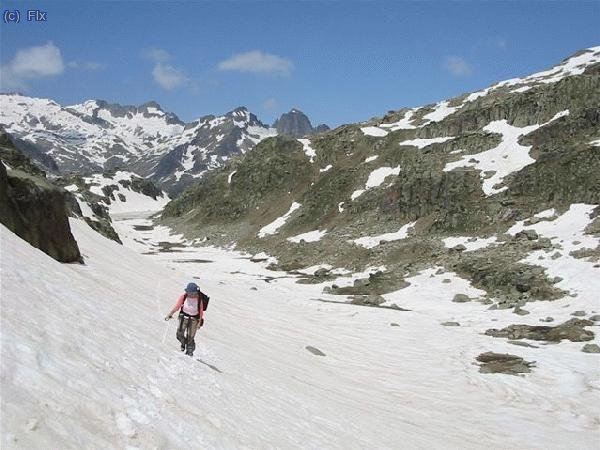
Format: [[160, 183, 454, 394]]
[[165, 282, 209, 356]]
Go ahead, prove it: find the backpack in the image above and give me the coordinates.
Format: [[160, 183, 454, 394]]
[[180, 292, 210, 325]]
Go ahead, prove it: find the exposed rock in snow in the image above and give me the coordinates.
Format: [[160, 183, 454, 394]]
[[442, 236, 498, 252], [379, 109, 417, 131], [422, 101, 460, 123]]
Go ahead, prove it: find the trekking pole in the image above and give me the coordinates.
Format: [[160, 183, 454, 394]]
[[162, 317, 171, 344]]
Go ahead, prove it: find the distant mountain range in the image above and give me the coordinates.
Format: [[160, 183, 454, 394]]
[[0, 95, 328, 195]]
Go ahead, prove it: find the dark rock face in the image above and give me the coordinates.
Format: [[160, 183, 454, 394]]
[[273, 109, 328, 137], [273, 109, 314, 137], [0, 162, 81, 263], [476, 352, 535, 375], [0, 131, 81, 262]]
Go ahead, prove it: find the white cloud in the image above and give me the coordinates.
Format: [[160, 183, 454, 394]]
[[68, 61, 105, 70], [262, 98, 278, 110], [443, 56, 473, 77], [1, 42, 64, 91], [152, 62, 187, 90], [141, 48, 187, 90], [218, 50, 293, 76], [143, 48, 171, 63]]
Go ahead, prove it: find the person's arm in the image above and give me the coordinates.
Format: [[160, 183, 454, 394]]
[[165, 294, 185, 320], [202, 293, 210, 311]]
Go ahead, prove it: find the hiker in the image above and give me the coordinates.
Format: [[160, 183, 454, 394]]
[[165, 282, 209, 356]]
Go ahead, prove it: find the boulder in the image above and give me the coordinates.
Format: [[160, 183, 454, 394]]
[[452, 293, 471, 303], [476, 352, 535, 375], [0, 162, 81, 263], [485, 318, 594, 342], [516, 229, 539, 240], [581, 344, 600, 353]]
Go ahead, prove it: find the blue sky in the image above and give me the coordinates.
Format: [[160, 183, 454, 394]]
[[1, 1, 599, 127]]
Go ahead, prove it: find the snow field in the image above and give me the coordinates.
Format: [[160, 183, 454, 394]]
[[2, 211, 599, 448]]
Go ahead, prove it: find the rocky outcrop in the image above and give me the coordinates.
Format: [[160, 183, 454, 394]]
[[273, 109, 329, 137], [476, 352, 535, 375], [0, 162, 81, 263], [0, 131, 82, 262]]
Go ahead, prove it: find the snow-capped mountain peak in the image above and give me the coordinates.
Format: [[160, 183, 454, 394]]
[[0, 95, 280, 195]]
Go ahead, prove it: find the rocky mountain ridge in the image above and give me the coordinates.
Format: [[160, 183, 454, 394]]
[[0, 96, 326, 196]]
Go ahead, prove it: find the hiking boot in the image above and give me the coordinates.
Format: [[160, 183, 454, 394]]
[[180, 343, 185, 352]]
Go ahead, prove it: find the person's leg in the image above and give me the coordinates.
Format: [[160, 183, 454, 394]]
[[176, 315, 188, 350], [185, 318, 199, 355]]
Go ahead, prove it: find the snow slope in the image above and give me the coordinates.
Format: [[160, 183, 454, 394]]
[[83, 171, 169, 214], [2, 214, 599, 448]]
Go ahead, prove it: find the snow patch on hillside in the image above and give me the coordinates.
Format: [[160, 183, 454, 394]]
[[351, 166, 401, 201], [287, 229, 328, 243], [444, 111, 569, 195], [351, 221, 416, 249], [422, 101, 460, 123], [379, 109, 417, 131], [228, 170, 237, 184], [399, 136, 454, 149], [360, 126, 388, 137], [258, 202, 302, 237], [84, 171, 169, 214], [382, 267, 486, 309], [297, 139, 316, 162]]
